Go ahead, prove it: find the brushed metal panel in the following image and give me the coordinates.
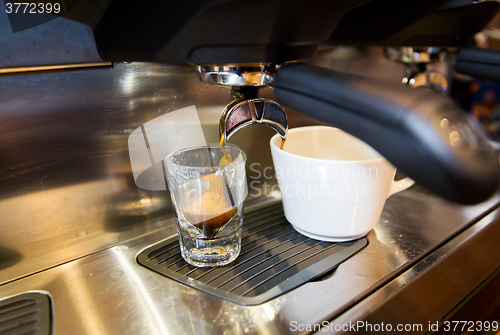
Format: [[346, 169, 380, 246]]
[[0, 193, 497, 335], [321, 209, 500, 334], [0, 61, 317, 285], [0, 46, 498, 334]]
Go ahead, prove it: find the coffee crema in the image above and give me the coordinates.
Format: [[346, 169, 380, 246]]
[[181, 135, 236, 239], [183, 173, 236, 239]]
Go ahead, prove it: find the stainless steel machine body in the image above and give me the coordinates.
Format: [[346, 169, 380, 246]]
[[1, 48, 500, 334], [2, 8, 500, 334]]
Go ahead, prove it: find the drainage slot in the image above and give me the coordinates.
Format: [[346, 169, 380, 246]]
[[137, 202, 367, 305], [0, 292, 51, 335]]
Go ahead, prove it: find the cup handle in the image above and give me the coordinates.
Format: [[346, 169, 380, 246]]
[[387, 176, 415, 199]]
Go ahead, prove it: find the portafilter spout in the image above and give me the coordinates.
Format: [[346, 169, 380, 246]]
[[195, 65, 287, 142], [198, 63, 500, 205]]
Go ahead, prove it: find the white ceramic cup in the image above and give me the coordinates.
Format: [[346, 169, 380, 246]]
[[270, 126, 414, 242]]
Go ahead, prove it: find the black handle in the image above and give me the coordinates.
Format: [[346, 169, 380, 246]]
[[455, 47, 500, 82], [274, 63, 500, 204]]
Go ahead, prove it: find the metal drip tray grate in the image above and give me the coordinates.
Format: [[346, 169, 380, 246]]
[[0, 293, 51, 335], [137, 202, 367, 305]]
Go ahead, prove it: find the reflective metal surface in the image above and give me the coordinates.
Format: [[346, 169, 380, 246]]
[[195, 65, 280, 88], [403, 69, 449, 94], [196, 64, 288, 142], [220, 97, 287, 141], [0, 62, 111, 75], [1, 47, 500, 334], [322, 208, 500, 334], [384, 47, 453, 94], [0, 193, 498, 334], [384, 47, 450, 64], [0, 62, 307, 285]]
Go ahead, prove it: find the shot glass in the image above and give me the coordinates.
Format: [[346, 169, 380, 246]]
[[165, 144, 247, 267]]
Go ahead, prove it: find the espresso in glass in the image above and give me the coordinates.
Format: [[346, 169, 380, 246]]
[[165, 144, 246, 267]]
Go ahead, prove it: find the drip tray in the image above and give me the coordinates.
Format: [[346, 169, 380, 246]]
[[137, 203, 367, 305], [0, 292, 51, 335]]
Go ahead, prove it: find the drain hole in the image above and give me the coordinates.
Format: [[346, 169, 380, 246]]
[[0, 292, 52, 335]]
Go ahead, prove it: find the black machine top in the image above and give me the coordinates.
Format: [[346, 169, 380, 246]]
[[88, 0, 369, 64]]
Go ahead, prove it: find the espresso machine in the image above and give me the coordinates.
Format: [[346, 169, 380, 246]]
[[84, 0, 500, 204], [2, 1, 500, 334]]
